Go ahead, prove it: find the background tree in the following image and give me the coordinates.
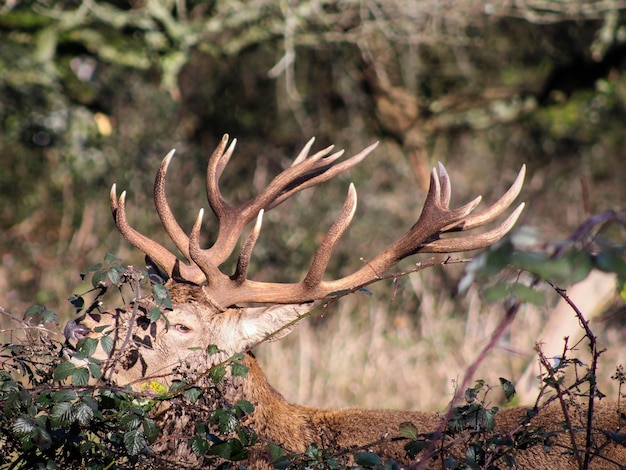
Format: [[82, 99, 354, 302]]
[[1, 0, 625, 412]]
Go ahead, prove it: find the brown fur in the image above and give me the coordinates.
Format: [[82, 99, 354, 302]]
[[65, 287, 626, 469]]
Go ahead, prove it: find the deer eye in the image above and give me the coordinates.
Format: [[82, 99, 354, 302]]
[[172, 324, 192, 333]]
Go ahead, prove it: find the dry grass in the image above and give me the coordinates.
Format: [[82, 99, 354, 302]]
[[256, 268, 623, 412]]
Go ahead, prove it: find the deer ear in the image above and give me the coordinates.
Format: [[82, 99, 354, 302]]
[[236, 303, 312, 346]]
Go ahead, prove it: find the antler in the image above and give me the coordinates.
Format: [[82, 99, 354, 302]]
[[110, 134, 525, 310]]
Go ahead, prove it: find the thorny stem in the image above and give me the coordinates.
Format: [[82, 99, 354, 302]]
[[547, 279, 602, 470], [105, 268, 143, 382], [536, 343, 584, 470]]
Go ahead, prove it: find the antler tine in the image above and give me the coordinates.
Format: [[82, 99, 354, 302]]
[[291, 137, 318, 166], [110, 184, 199, 281], [198, 136, 378, 268], [420, 202, 525, 253], [206, 134, 236, 218], [154, 150, 193, 261], [189, 208, 224, 286], [268, 141, 378, 210], [438, 162, 452, 208], [302, 184, 358, 289], [232, 210, 264, 284], [442, 165, 526, 232]]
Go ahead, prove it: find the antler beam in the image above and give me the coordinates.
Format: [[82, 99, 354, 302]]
[[110, 135, 525, 310]]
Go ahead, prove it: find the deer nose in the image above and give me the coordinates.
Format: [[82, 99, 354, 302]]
[[64, 320, 91, 343]]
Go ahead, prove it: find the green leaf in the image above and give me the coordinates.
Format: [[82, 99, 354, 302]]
[[190, 435, 209, 455], [23, 305, 58, 324], [88, 361, 102, 379], [81, 263, 102, 279], [207, 344, 222, 355], [499, 377, 516, 401], [76, 337, 98, 357], [152, 284, 172, 310], [92, 269, 107, 287], [107, 267, 121, 285], [149, 307, 162, 323], [100, 335, 114, 355], [104, 252, 121, 265], [231, 361, 249, 378], [209, 441, 233, 459], [53, 361, 76, 382], [52, 389, 77, 402], [184, 386, 203, 404], [143, 418, 160, 443], [354, 451, 382, 467], [210, 439, 247, 461], [405, 439, 428, 459], [71, 367, 90, 386], [211, 408, 238, 434], [594, 251, 626, 277], [268, 441, 287, 462], [399, 421, 418, 440], [74, 400, 95, 425], [31, 424, 52, 451], [509, 283, 546, 305], [235, 400, 254, 415], [511, 249, 593, 285], [13, 416, 36, 435], [483, 281, 509, 302], [51, 401, 74, 424], [210, 364, 226, 385], [123, 428, 147, 455]]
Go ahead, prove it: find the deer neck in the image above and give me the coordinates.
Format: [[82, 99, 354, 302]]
[[240, 352, 320, 452]]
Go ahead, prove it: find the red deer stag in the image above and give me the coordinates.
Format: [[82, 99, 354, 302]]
[[65, 135, 625, 469]]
